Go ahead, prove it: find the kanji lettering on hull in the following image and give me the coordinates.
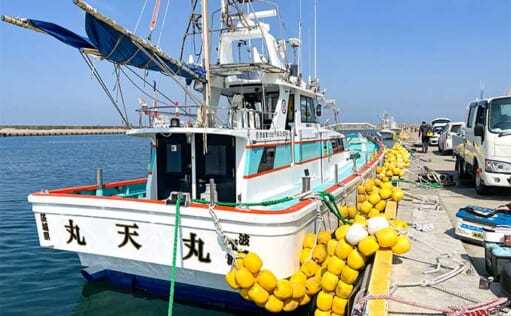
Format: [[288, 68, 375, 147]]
[[116, 223, 142, 250], [183, 232, 211, 263], [226, 233, 251, 265], [40, 213, 50, 241], [65, 219, 86, 246]]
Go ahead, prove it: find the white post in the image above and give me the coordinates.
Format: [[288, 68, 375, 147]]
[[191, 135, 197, 199]]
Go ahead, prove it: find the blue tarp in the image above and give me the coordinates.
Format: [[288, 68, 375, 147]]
[[22, 17, 205, 83], [456, 206, 511, 227], [84, 13, 204, 82], [29, 19, 95, 50]]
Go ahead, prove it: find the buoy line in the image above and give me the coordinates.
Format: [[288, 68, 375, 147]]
[[222, 143, 414, 314]]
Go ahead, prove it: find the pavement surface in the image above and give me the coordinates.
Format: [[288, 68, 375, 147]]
[[387, 142, 511, 315]]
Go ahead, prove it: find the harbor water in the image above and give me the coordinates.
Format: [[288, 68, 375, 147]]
[[0, 135, 231, 316]]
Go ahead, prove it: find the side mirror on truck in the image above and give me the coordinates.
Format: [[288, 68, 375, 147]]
[[474, 124, 484, 137]]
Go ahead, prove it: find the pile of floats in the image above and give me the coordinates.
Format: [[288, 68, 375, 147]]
[[225, 144, 412, 315]]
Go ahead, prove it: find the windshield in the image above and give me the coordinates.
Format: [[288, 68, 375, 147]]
[[432, 119, 450, 125], [489, 98, 511, 133], [433, 126, 443, 134], [380, 132, 393, 140], [451, 125, 462, 133]]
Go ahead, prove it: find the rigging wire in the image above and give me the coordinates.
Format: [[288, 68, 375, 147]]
[[120, 66, 177, 106], [157, 0, 171, 45], [80, 52, 130, 127], [134, 0, 149, 34], [114, 64, 130, 124]]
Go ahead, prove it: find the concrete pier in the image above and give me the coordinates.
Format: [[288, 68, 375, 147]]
[[0, 126, 128, 137], [380, 140, 510, 315]]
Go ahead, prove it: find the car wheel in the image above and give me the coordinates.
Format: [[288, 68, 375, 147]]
[[475, 165, 488, 195], [455, 156, 465, 178]]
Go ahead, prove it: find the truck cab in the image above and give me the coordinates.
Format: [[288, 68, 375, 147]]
[[455, 96, 511, 194]]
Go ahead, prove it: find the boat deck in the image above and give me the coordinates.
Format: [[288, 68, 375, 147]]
[[366, 140, 510, 315]]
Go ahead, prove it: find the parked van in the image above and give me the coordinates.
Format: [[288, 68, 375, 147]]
[[454, 96, 511, 194], [438, 122, 464, 153], [429, 117, 451, 145]]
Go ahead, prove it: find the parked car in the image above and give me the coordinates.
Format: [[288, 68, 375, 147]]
[[438, 122, 464, 153], [453, 96, 511, 194], [429, 117, 451, 145]]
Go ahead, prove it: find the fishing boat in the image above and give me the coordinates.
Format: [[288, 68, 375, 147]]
[[3, 0, 383, 311]]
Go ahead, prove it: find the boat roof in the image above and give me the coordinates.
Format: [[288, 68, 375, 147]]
[[127, 127, 250, 138], [127, 126, 344, 141]]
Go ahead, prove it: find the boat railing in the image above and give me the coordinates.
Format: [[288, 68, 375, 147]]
[[136, 105, 198, 128], [228, 108, 278, 129], [228, 108, 262, 129], [47, 178, 148, 199]]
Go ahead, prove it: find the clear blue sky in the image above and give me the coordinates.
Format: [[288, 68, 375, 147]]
[[0, 0, 510, 125]]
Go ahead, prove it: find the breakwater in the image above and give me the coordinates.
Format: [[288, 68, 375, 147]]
[[0, 126, 128, 137]]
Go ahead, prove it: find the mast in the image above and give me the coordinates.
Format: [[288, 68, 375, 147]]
[[313, 0, 317, 80], [200, 0, 212, 127], [298, 0, 302, 76]]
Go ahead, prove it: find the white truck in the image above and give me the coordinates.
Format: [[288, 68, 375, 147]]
[[453, 96, 511, 194]]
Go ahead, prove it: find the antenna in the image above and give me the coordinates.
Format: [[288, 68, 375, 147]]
[[200, 0, 211, 127], [298, 0, 302, 76], [479, 81, 485, 100], [313, 0, 317, 79]]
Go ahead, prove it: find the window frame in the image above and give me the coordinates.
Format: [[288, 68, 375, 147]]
[[257, 146, 276, 173], [300, 95, 317, 123], [466, 104, 476, 128]]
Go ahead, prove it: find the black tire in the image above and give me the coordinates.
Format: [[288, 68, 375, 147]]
[[474, 163, 488, 195], [455, 156, 467, 179]]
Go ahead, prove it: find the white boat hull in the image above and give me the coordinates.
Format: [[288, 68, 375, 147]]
[[29, 147, 383, 310]]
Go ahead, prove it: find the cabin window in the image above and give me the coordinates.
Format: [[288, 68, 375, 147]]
[[263, 92, 279, 128], [467, 105, 476, 128], [258, 146, 276, 172], [300, 96, 317, 123], [323, 141, 330, 156], [166, 144, 183, 173], [331, 138, 344, 154], [285, 94, 295, 130], [204, 145, 228, 176], [475, 106, 486, 126]]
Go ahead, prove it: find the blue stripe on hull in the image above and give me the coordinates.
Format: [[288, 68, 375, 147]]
[[80, 269, 313, 314]]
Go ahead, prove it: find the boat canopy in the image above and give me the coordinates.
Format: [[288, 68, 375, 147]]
[[30, 19, 96, 50], [1, 8, 205, 84]]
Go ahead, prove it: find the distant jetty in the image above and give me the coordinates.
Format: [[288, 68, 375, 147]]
[[0, 126, 128, 137]]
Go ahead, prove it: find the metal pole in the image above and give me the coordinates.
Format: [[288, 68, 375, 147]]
[[291, 126, 295, 165], [96, 168, 104, 196], [313, 0, 317, 79], [335, 164, 339, 183], [298, 0, 302, 75], [302, 176, 311, 193], [209, 178, 217, 205], [200, 0, 212, 127]]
